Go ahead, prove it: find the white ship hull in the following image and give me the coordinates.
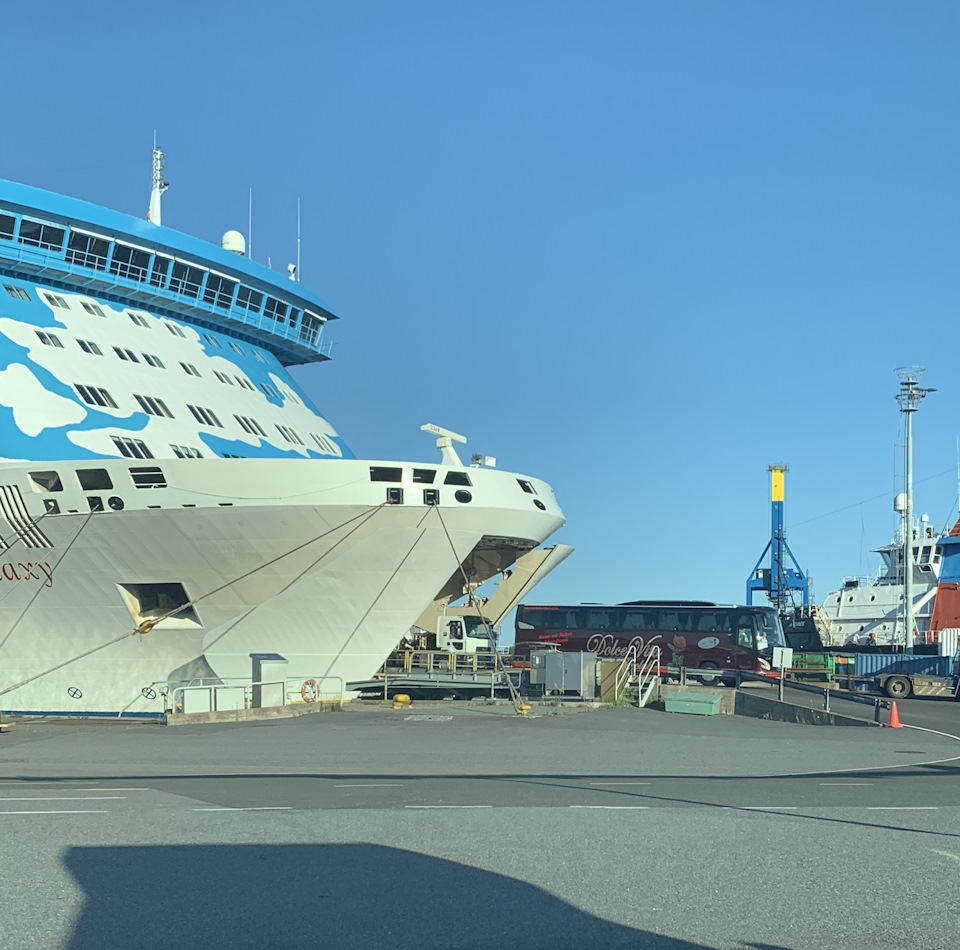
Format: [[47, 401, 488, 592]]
[[0, 458, 564, 714]]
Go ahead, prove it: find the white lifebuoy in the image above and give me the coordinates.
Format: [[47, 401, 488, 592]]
[[301, 679, 320, 703]]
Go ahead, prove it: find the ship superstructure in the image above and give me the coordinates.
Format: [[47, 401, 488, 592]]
[[0, 150, 569, 715]]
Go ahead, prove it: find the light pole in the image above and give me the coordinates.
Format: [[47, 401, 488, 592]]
[[895, 367, 935, 653]]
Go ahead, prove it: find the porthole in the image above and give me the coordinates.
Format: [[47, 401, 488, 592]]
[[108, 496, 125, 511], [534, 499, 546, 510], [454, 490, 472, 504]]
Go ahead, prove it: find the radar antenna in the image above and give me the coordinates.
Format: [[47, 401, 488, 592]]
[[421, 423, 467, 467], [147, 141, 170, 226]]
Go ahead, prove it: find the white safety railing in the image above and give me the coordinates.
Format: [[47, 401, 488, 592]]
[[613, 643, 639, 703], [172, 675, 344, 715], [636, 646, 661, 707]]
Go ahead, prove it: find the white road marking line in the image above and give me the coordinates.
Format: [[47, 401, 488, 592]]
[[819, 783, 874, 786], [737, 806, 798, 810], [403, 805, 493, 808], [0, 796, 126, 801], [0, 781, 101, 786], [0, 810, 109, 815], [931, 849, 960, 864], [589, 782, 652, 786], [865, 806, 938, 811], [570, 805, 650, 810], [334, 783, 404, 788], [192, 806, 293, 812]]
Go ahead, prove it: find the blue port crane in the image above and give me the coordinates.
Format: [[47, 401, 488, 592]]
[[746, 464, 810, 613]]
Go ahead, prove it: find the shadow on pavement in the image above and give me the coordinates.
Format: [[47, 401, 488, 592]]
[[62, 843, 765, 950]]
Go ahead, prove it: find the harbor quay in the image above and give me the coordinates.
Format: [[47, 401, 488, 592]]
[[2, 704, 959, 950]]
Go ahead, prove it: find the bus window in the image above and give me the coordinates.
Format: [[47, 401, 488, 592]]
[[586, 610, 611, 629], [695, 612, 717, 633], [563, 609, 584, 629], [736, 614, 755, 650]]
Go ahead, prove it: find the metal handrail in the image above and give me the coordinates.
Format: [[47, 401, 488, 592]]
[[613, 643, 639, 702], [636, 646, 661, 707], [172, 674, 344, 714]]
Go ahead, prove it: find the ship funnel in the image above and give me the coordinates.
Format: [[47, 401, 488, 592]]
[[222, 230, 246, 255]]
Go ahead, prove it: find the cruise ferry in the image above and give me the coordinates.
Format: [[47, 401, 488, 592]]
[[0, 150, 569, 715]]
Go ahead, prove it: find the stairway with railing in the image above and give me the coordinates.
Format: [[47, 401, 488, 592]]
[[612, 644, 661, 707]]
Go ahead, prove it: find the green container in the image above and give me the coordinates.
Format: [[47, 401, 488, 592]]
[[792, 652, 835, 671], [664, 692, 721, 716]]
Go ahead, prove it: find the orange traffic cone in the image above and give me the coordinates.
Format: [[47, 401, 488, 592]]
[[888, 701, 902, 729]]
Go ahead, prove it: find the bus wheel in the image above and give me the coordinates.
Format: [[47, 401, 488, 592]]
[[699, 663, 721, 687], [884, 676, 912, 699]]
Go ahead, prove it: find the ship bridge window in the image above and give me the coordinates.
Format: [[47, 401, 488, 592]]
[[110, 243, 151, 282], [203, 274, 236, 309], [19, 220, 65, 251], [81, 301, 106, 317], [77, 468, 113, 491], [169, 262, 204, 298], [66, 232, 110, 270], [443, 471, 472, 487], [134, 394, 174, 418], [36, 331, 63, 348], [129, 466, 167, 488], [412, 469, 437, 484], [75, 384, 118, 409], [300, 314, 323, 346], [237, 286, 263, 313], [517, 479, 537, 494], [264, 297, 289, 322], [29, 471, 63, 493], [4, 284, 30, 300], [77, 339, 103, 355], [150, 256, 171, 288], [112, 436, 154, 459], [0, 214, 15, 240], [187, 405, 223, 428], [920, 546, 932, 564], [370, 467, 402, 482]]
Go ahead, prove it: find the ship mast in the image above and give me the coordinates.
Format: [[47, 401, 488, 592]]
[[147, 144, 170, 226], [896, 366, 934, 652]]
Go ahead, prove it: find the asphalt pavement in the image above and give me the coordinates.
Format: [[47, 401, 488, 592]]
[[2, 702, 959, 950]]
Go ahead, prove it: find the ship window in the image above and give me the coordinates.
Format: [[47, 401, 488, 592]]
[[149, 256, 171, 288], [4, 284, 30, 300], [386, 487, 403, 505], [66, 232, 110, 270], [920, 546, 931, 564], [87, 495, 104, 512], [128, 311, 150, 328], [0, 214, 14, 240], [164, 322, 186, 337], [443, 471, 472, 486], [109, 243, 151, 282], [221, 453, 247, 458], [370, 467, 402, 482], [229, 341, 245, 355], [19, 220, 65, 251], [187, 405, 223, 427], [412, 469, 436, 484], [169, 262, 204, 298], [112, 436, 154, 460], [259, 383, 279, 398], [235, 415, 267, 437], [300, 313, 322, 346], [180, 362, 201, 377], [142, 353, 164, 368], [77, 339, 103, 355], [275, 424, 304, 445], [171, 444, 203, 458], [215, 371, 234, 385], [423, 489, 439, 505], [235, 376, 254, 390], [204, 334, 222, 348], [517, 479, 536, 494], [310, 433, 337, 454], [75, 384, 118, 409], [287, 308, 301, 329], [81, 301, 106, 316], [203, 274, 236, 309], [29, 471, 63, 492], [264, 296, 289, 322], [77, 468, 113, 491], [114, 347, 140, 363], [236, 285, 263, 313], [129, 466, 167, 488], [36, 331, 63, 348], [134, 394, 174, 418], [282, 387, 301, 405], [43, 293, 69, 309], [254, 351, 267, 364]]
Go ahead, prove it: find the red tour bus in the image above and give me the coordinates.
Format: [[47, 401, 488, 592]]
[[514, 601, 785, 684]]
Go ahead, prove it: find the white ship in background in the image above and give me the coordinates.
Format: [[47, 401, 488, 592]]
[[0, 149, 571, 715]]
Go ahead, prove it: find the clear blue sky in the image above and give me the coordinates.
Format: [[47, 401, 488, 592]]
[[4, 1, 960, 617]]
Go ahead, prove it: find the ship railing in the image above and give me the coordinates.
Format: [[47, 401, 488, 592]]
[[382, 650, 499, 675], [171, 675, 344, 715]]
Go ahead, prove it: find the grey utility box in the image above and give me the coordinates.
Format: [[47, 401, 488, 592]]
[[542, 651, 598, 698], [529, 645, 560, 686]]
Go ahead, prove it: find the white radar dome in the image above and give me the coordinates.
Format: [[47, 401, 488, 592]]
[[221, 230, 246, 255], [894, 492, 907, 514]]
